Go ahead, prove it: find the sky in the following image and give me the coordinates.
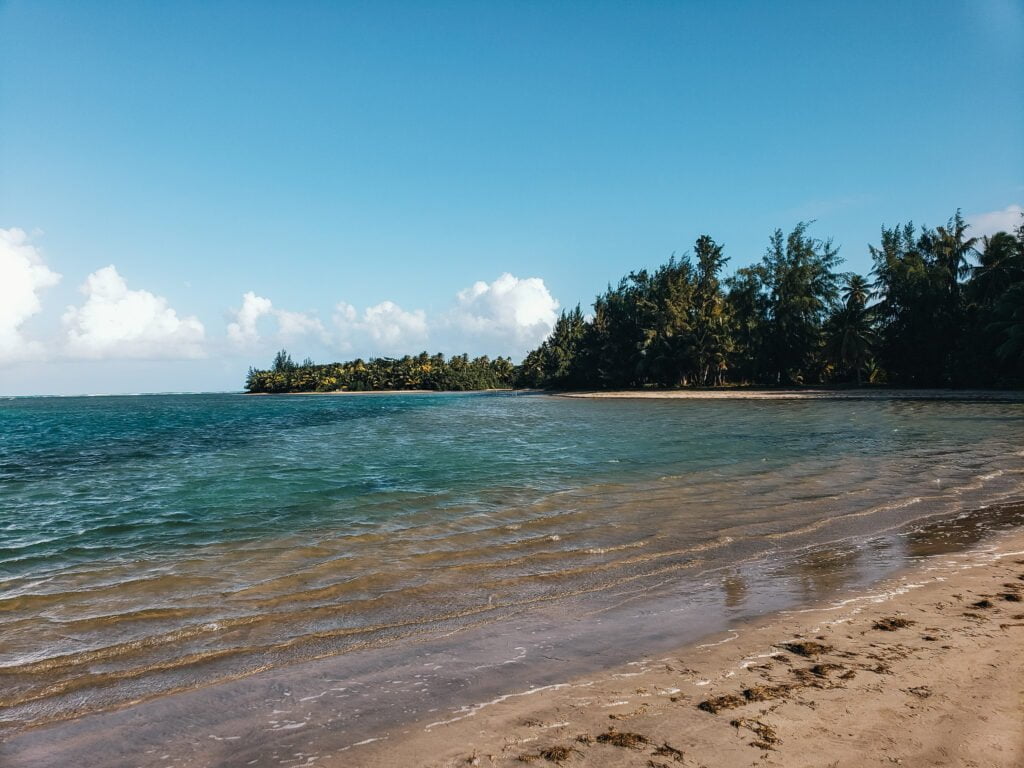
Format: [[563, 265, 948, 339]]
[[1, 0, 1022, 395]]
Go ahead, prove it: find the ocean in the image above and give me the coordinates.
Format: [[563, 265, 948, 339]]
[[2, 391, 1023, 766]]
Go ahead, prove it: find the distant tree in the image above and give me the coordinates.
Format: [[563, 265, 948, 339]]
[[826, 274, 875, 385], [759, 223, 842, 384], [272, 349, 295, 373], [692, 235, 731, 385]]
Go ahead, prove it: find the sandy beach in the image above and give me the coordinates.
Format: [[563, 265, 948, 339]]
[[353, 527, 1024, 768], [557, 388, 1024, 402]]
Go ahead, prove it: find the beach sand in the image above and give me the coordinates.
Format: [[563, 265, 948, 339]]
[[558, 388, 1024, 402], [351, 528, 1024, 768]]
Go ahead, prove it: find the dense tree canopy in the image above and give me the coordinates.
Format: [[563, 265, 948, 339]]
[[246, 212, 1023, 393], [517, 213, 1024, 389], [245, 352, 515, 393]]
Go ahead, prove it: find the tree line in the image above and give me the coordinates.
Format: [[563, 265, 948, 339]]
[[246, 210, 1023, 393], [516, 211, 1024, 389], [245, 350, 516, 393]]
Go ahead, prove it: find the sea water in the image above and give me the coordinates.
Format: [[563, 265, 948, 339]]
[[2, 392, 1023, 765]]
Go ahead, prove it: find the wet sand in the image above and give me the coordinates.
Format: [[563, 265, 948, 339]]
[[354, 527, 1024, 768]]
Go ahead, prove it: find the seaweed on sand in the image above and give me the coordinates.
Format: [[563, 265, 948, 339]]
[[730, 717, 780, 750], [998, 592, 1022, 602], [777, 641, 833, 657], [791, 663, 845, 686], [971, 598, 994, 609], [873, 617, 915, 631], [537, 745, 577, 763], [652, 742, 685, 762], [698, 693, 746, 713], [742, 683, 795, 701], [595, 728, 650, 749], [698, 684, 795, 713]]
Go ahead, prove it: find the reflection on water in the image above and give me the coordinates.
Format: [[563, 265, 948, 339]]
[[722, 573, 747, 608], [792, 546, 865, 600]]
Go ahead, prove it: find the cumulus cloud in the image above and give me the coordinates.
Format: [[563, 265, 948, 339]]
[[328, 274, 558, 358], [0, 228, 61, 363], [63, 266, 206, 359], [968, 204, 1023, 238], [446, 273, 559, 354], [227, 291, 326, 347], [227, 291, 274, 346], [276, 308, 326, 339], [333, 300, 428, 353]]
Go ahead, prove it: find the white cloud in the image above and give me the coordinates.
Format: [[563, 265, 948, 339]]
[[227, 291, 326, 347], [0, 228, 61, 364], [333, 300, 429, 354], [968, 204, 1023, 238], [446, 273, 559, 354], [227, 291, 274, 346], [328, 274, 558, 359], [276, 308, 326, 339], [63, 265, 206, 359]]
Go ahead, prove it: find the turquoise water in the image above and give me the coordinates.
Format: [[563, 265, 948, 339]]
[[1, 390, 931, 576], [2, 392, 1024, 750]]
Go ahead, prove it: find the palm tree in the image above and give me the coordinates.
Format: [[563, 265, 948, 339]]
[[932, 210, 977, 289], [841, 274, 871, 308], [970, 231, 1023, 307], [827, 274, 875, 385]]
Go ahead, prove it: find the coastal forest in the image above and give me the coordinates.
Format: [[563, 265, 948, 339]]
[[245, 351, 516, 393], [245, 211, 1024, 393]]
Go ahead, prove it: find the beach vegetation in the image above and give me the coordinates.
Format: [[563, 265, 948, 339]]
[[246, 211, 1023, 393], [517, 210, 1024, 389], [245, 351, 515, 393]]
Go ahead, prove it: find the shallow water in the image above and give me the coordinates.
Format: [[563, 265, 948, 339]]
[[1, 392, 1023, 765]]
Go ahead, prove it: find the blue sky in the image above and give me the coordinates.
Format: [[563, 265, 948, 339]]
[[1, 0, 1022, 394]]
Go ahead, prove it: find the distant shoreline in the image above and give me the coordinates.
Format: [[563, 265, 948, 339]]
[[246, 388, 516, 396], [245, 387, 1024, 400], [556, 387, 1024, 402]]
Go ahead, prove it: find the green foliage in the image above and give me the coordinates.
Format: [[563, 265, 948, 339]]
[[246, 212, 1024, 393], [517, 212, 1024, 390], [825, 274, 875, 385], [245, 351, 515, 393]]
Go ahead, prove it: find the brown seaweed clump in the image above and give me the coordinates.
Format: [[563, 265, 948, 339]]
[[730, 717, 780, 750], [742, 683, 795, 701], [971, 598, 994, 609], [652, 742, 685, 762], [595, 729, 650, 749], [537, 745, 576, 763], [873, 617, 915, 631], [998, 592, 1022, 602], [698, 683, 795, 713], [791, 663, 846, 686], [698, 693, 746, 713], [777, 641, 833, 657]]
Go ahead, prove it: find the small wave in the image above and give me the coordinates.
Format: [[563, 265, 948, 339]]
[[585, 540, 648, 555]]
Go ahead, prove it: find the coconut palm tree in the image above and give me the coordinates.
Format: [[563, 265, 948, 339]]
[[826, 274, 875, 385]]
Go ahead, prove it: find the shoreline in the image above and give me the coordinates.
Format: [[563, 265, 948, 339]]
[[353, 525, 1024, 767], [5, 510, 1023, 767], [246, 388, 516, 396], [557, 387, 1024, 401]]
